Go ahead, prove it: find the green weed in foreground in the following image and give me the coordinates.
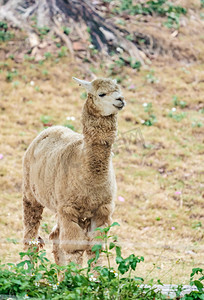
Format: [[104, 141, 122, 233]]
[[0, 223, 203, 299]]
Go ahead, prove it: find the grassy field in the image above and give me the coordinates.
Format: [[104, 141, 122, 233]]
[[0, 2, 204, 284]]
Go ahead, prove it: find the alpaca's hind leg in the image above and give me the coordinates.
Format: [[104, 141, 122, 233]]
[[23, 195, 44, 249], [49, 224, 61, 264]]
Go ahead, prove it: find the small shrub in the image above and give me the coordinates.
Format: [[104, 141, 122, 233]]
[[142, 103, 157, 126], [63, 26, 71, 35], [6, 69, 18, 82], [44, 52, 52, 59], [0, 21, 14, 42], [58, 46, 68, 57], [129, 58, 141, 70], [116, 0, 186, 28], [192, 120, 203, 128], [172, 95, 187, 108], [41, 223, 50, 234], [168, 110, 186, 122], [24, 55, 35, 61], [146, 69, 159, 84], [42, 69, 49, 75], [40, 115, 52, 127], [80, 92, 87, 100], [64, 123, 75, 131], [38, 26, 50, 39]]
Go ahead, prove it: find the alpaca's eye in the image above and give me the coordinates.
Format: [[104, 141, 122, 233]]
[[99, 93, 106, 97]]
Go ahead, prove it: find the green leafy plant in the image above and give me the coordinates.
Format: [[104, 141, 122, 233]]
[[37, 26, 50, 39], [58, 46, 68, 57], [168, 110, 186, 122], [80, 91, 87, 100], [0, 21, 14, 42], [0, 224, 203, 299], [116, 0, 186, 28], [63, 26, 71, 35], [142, 103, 157, 126], [24, 54, 35, 61], [6, 69, 18, 82], [109, 56, 141, 76], [40, 115, 52, 127], [172, 95, 187, 108], [182, 268, 204, 299], [41, 223, 50, 234], [192, 120, 203, 128], [64, 123, 75, 131], [146, 69, 159, 84], [42, 69, 49, 75], [44, 52, 52, 59]]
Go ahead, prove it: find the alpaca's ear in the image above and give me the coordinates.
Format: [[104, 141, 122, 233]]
[[112, 79, 117, 84], [72, 77, 92, 92]]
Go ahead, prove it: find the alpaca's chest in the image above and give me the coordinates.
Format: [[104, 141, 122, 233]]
[[67, 179, 116, 219], [78, 185, 114, 211]]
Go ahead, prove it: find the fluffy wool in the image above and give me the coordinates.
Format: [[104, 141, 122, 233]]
[[22, 77, 125, 265]]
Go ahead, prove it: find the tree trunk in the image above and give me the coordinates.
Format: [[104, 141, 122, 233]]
[[0, 0, 144, 63]]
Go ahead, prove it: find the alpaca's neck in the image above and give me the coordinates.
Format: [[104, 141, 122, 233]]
[[81, 94, 117, 180]]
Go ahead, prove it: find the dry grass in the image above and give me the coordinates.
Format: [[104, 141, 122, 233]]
[[0, 10, 204, 283]]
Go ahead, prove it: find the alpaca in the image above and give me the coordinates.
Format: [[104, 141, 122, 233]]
[[22, 77, 126, 265]]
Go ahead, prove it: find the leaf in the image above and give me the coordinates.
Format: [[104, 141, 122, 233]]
[[94, 227, 106, 233], [191, 268, 203, 277], [116, 256, 123, 264], [134, 276, 144, 282], [130, 260, 137, 271], [110, 222, 120, 228], [87, 258, 95, 272], [94, 250, 100, 263], [115, 246, 121, 258], [91, 244, 102, 252], [193, 280, 203, 292], [109, 242, 115, 250], [11, 279, 22, 285], [118, 262, 129, 275], [17, 260, 31, 268]]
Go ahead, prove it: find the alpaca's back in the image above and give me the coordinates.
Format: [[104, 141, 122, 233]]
[[23, 126, 83, 211]]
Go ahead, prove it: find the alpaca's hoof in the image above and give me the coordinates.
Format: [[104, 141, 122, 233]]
[[60, 239, 89, 253], [23, 236, 45, 251], [49, 224, 59, 240], [37, 236, 45, 249]]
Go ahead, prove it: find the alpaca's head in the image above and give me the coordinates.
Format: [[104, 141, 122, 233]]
[[73, 77, 126, 116]]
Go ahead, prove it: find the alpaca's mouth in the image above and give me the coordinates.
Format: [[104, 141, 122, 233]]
[[113, 101, 125, 110]]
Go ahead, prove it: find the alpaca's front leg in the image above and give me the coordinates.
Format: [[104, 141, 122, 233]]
[[58, 206, 89, 253], [49, 224, 84, 266], [92, 203, 113, 230], [86, 204, 113, 266], [88, 203, 113, 244]]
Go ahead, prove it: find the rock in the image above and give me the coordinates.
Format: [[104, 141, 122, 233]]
[[73, 42, 87, 51]]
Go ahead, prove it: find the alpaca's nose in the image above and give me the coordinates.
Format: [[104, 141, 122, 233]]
[[116, 96, 124, 102], [116, 97, 125, 108]]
